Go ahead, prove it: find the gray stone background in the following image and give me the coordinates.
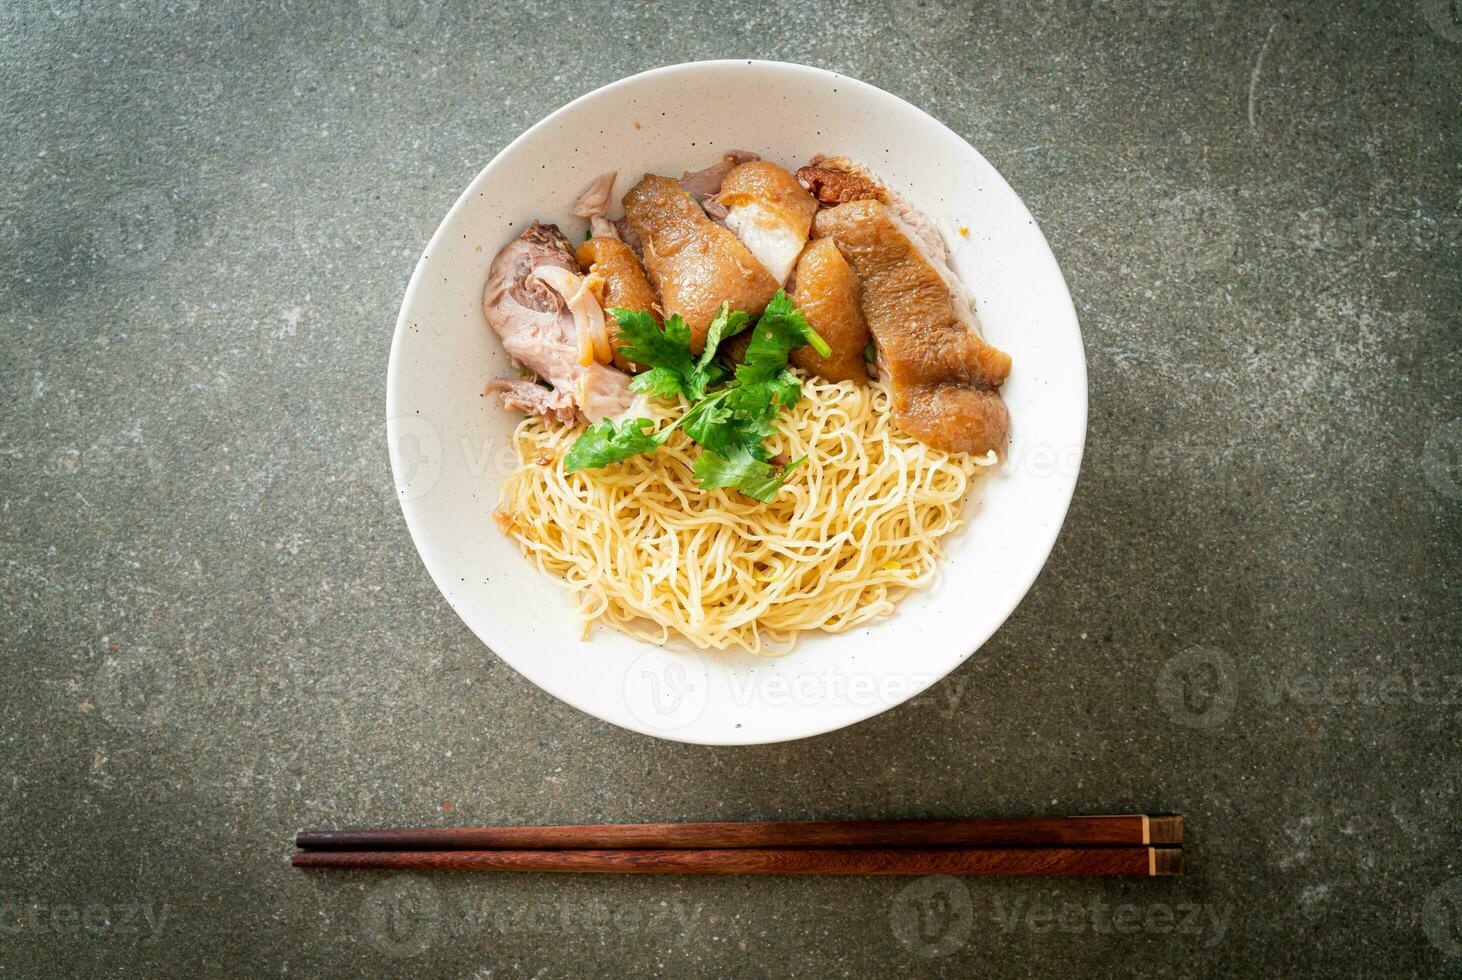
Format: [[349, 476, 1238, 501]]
[[2, 0, 1458, 976]]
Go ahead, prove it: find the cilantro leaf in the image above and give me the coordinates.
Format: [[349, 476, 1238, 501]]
[[680, 390, 734, 450], [682, 385, 777, 458], [735, 291, 830, 386], [692, 446, 805, 503], [613, 303, 749, 402], [863, 340, 877, 363], [697, 302, 751, 371], [562, 417, 672, 473], [628, 365, 688, 400], [677, 295, 813, 464], [613, 310, 695, 383], [768, 368, 802, 409], [722, 384, 781, 447]]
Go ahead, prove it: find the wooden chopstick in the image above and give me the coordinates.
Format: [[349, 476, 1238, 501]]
[[295, 815, 1182, 851], [292, 846, 1183, 877]]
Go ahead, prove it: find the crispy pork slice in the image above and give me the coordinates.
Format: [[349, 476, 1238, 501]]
[[716, 161, 819, 286], [788, 238, 871, 384], [622, 174, 778, 353], [481, 222, 638, 423], [812, 200, 1011, 456]]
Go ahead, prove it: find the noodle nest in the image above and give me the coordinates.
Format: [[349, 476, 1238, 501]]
[[494, 374, 994, 655]]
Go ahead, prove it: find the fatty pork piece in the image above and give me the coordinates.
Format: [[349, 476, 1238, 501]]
[[812, 200, 1011, 456], [481, 222, 638, 423], [570, 172, 663, 372], [570, 171, 620, 240], [715, 161, 819, 286], [622, 174, 778, 353], [788, 238, 871, 384], [678, 149, 761, 219]]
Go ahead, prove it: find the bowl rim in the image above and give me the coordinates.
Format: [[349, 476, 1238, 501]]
[[386, 59, 1087, 744]]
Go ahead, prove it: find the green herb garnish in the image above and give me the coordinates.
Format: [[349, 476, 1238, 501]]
[[562, 416, 674, 473], [565, 290, 823, 501], [736, 291, 830, 383], [692, 446, 806, 504], [614, 303, 749, 402]]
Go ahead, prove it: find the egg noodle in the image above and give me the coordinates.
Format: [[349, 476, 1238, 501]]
[[494, 373, 996, 655]]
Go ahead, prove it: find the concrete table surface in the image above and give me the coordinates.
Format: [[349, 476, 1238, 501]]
[[2, 1, 1458, 977]]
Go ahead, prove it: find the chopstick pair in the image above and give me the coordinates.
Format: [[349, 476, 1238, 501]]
[[293, 814, 1184, 877]]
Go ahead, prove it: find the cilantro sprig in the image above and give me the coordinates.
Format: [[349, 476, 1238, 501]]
[[736, 291, 831, 385], [693, 446, 806, 504], [562, 416, 680, 473], [614, 303, 751, 402], [564, 291, 825, 501]]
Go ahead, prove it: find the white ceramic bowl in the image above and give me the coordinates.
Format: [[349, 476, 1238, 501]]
[[386, 60, 1085, 745]]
